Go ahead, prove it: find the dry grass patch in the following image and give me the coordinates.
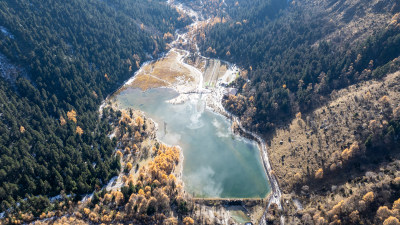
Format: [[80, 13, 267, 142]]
[[129, 51, 195, 91], [267, 71, 400, 191], [129, 74, 169, 91], [151, 51, 193, 83]]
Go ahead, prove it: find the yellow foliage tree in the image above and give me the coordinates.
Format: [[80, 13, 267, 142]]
[[329, 200, 344, 216], [116, 150, 123, 158], [163, 32, 173, 41], [183, 217, 194, 225], [126, 162, 133, 171], [165, 217, 178, 225], [144, 186, 151, 193], [369, 119, 380, 130], [88, 212, 98, 222], [136, 116, 144, 126], [294, 172, 302, 182], [134, 131, 141, 140], [67, 110, 77, 123], [169, 174, 176, 182], [379, 95, 390, 105], [101, 214, 111, 223], [153, 179, 161, 186], [60, 116, 66, 126], [341, 148, 351, 161], [377, 206, 392, 221], [393, 198, 400, 210], [349, 210, 360, 223], [362, 192, 374, 203], [383, 216, 400, 225], [249, 96, 254, 102], [296, 112, 302, 119], [315, 168, 324, 179], [20, 126, 25, 133], [138, 189, 145, 196], [83, 208, 91, 216], [103, 193, 112, 204], [113, 191, 124, 206], [316, 217, 326, 225], [39, 212, 46, 220], [76, 126, 83, 135]]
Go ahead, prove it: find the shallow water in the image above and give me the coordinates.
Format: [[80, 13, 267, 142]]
[[116, 87, 270, 198]]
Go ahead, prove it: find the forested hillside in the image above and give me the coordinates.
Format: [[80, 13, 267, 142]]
[[195, 0, 400, 224], [199, 0, 400, 133], [0, 0, 189, 214]]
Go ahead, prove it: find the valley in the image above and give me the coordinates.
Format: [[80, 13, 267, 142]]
[[0, 0, 399, 224]]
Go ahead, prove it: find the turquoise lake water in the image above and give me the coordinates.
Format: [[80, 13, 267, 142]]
[[116, 87, 270, 198]]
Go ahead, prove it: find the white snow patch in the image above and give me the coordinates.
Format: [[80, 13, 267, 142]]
[[0, 26, 14, 39]]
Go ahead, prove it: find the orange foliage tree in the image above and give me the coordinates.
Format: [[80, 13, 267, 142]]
[[76, 126, 83, 135], [67, 110, 77, 123]]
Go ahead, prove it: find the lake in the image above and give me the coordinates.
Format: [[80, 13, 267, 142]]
[[115, 87, 270, 198]]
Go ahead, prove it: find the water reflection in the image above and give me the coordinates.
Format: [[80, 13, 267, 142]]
[[116, 87, 270, 198]]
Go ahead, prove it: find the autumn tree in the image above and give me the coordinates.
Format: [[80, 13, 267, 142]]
[[315, 168, 324, 179], [362, 192, 374, 203], [183, 216, 194, 225], [67, 110, 77, 123], [126, 162, 133, 171], [116, 150, 123, 158], [76, 126, 83, 135], [383, 217, 400, 225], [165, 217, 178, 225], [60, 116, 66, 126], [163, 32, 174, 41], [113, 191, 124, 206], [393, 198, 400, 210], [377, 206, 392, 221], [294, 172, 302, 183], [328, 200, 344, 217], [136, 116, 144, 127], [135, 131, 141, 141], [349, 210, 360, 223], [379, 95, 390, 106]]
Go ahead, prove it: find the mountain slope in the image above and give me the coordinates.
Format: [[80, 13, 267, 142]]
[[0, 0, 190, 214], [200, 0, 400, 133], [193, 0, 400, 224]]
